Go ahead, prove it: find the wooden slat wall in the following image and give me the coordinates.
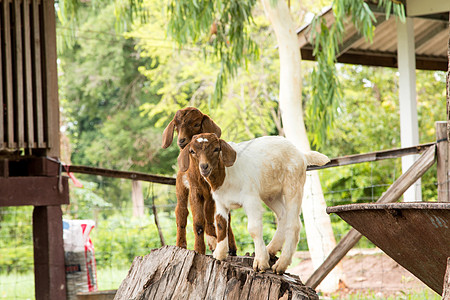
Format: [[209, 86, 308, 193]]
[[1, 0, 57, 152]]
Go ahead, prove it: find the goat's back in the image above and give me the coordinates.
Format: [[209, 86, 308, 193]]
[[221, 136, 308, 201]]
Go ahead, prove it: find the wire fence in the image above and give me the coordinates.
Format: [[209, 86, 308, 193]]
[[0, 156, 440, 299]]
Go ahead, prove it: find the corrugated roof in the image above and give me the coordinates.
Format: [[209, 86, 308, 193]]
[[297, 7, 449, 71]]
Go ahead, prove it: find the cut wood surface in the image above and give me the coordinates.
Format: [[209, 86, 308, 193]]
[[114, 246, 318, 300]]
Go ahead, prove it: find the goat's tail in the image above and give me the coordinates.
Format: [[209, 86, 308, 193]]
[[304, 151, 330, 166]]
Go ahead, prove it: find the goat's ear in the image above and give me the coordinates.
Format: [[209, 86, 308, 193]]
[[161, 119, 175, 149], [202, 115, 222, 138], [220, 140, 236, 167], [178, 146, 190, 172]]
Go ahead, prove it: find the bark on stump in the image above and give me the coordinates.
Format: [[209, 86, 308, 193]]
[[114, 245, 318, 300]]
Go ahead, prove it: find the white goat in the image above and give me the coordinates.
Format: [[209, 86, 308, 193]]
[[178, 133, 330, 274]]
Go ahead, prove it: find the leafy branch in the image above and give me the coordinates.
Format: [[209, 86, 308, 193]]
[[307, 0, 405, 147]]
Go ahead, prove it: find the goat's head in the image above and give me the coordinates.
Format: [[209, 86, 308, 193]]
[[161, 107, 222, 149], [178, 133, 236, 177]]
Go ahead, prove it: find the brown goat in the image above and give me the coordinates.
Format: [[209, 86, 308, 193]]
[[161, 107, 237, 255]]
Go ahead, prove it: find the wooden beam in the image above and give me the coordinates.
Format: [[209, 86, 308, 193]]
[[436, 121, 450, 202], [33, 206, 67, 300], [0, 177, 69, 207], [41, 0, 59, 155], [406, 0, 450, 17], [301, 47, 448, 71], [337, 15, 387, 58], [65, 165, 177, 185], [307, 142, 434, 170], [305, 144, 436, 289]]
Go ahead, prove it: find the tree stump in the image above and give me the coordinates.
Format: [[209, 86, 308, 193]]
[[114, 246, 318, 300]]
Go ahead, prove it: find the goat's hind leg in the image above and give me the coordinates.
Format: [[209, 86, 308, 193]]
[[227, 212, 237, 256], [244, 201, 270, 272], [272, 190, 302, 274], [175, 173, 189, 249], [265, 196, 287, 258]]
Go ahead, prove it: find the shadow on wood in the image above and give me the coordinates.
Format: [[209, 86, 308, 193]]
[[114, 246, 318, 300]]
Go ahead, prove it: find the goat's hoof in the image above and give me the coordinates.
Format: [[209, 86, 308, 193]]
[[272, 261, 288, 275], [228, 249, 237, 256], [253, 259, 270, 273]]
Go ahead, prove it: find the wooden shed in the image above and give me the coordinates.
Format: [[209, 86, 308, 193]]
[[0, 0, 69, 299]]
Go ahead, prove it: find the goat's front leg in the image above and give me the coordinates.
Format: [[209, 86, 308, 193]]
[[213, 203, 229, 261], [190, 188, 206, 254], [203, 192, 217, 252], [175, 172, 189, 249], [244, 201, 270, 272]]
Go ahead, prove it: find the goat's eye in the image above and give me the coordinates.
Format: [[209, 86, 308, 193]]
[[189, 149, 196, 155], [213, 148, 220, 153], [194, 123, 201, 128]]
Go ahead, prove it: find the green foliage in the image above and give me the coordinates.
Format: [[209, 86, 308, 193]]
[[167, 0, 259, 103], [307, 0, 406, 147]]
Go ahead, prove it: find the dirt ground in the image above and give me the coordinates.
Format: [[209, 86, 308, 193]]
[[287, 248, 438, 298]]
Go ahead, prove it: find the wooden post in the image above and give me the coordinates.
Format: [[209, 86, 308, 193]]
[[436, 121, 450, 202], [443, 258, 450, 300], [132, 180, 144, 217], [397, 17, 421, 202], [33, 206, 67, 300]]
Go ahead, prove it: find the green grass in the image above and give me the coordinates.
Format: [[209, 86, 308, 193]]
[[0, 268, 129, 299]]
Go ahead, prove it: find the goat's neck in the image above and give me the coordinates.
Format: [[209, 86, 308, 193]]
[[206, 161, 226, 191]]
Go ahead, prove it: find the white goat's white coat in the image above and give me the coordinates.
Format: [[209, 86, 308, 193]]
[[210, 136, 330, 273]]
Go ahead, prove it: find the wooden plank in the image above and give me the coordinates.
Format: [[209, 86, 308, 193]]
[[0, 176, 69, 206], [41, 0, 59, 155], [305, 145, 436, 289], [14, 0, 25, 148], [33, 205, 67, 300], [65, 164, 177, 185], [307, 142, 434, 171], [23, 0, 35, 148], [31, 0, 45, 148], [436, 121, 449, 202], [0, 1, 3, 149], [3, 0, 15, 148]]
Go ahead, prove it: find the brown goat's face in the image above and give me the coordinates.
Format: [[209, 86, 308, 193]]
[[178, 133, 237, 177], [174, 108, 204, 149], [188, 134, 222, 177], [161, 107, 222, 150]]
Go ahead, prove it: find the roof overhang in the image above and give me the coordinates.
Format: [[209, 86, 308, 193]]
[[297, 3, 449, 71]]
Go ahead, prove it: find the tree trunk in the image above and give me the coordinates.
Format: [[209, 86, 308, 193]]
[[261, 0, 342, 292], [114, 246, 318, 300], [132, 180, 145, 218]]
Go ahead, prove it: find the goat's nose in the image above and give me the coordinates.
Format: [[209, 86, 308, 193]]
[[179, 138, 186, 144], [200, 163, 209, 171]]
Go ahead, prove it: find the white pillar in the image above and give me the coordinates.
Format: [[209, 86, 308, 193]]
[[397, 17, 422, 202]]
